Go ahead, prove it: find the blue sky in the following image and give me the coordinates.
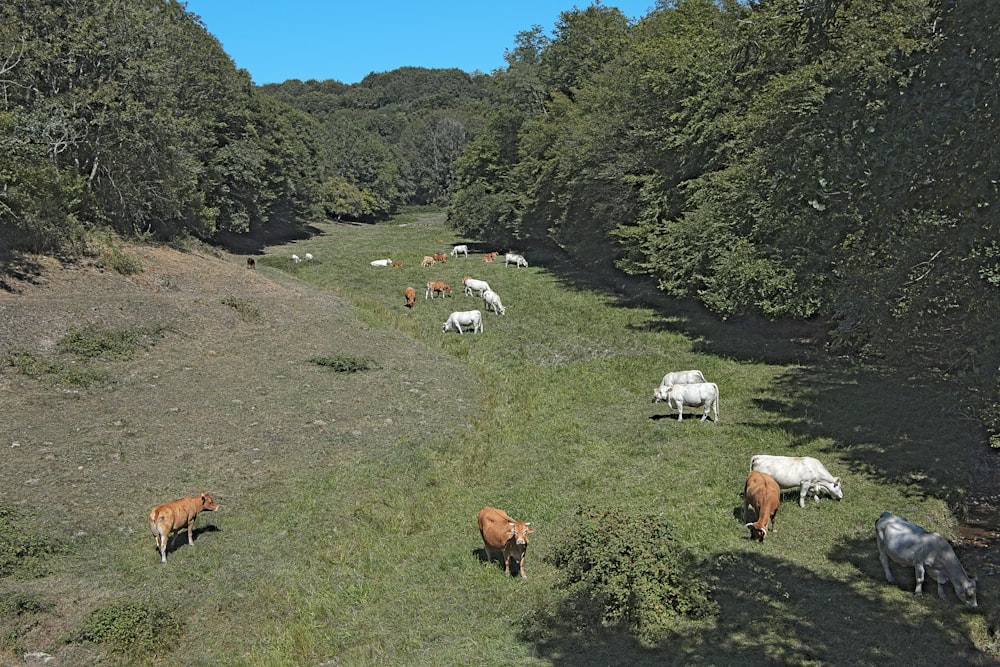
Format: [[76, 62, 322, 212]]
[[183, 1, 657, 85]]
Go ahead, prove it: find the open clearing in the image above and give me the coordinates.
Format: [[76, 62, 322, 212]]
[[1, 211, 998, 665]]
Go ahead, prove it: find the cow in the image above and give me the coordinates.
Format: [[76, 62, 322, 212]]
[[246, 257, 256, 270], [482, 288, 506, 315], [291, 254, 301, 263], [442, 310, 483, 334], [659, 370, 706, 388], [433, 252, 448, 263], [404, 287, 417, 309], [478, 506, 535, 578], [483, 252, 499, 263], [425, 280, 452, 299], [451, 244, 469, 258], [148, 492, 219, 563], [653, 382, 719, 422], [463, 276, 491, 296], [391, 261, 403, 267], [743, 471, 780, 542], [875, 512, 978, 608], [304, 253, 314, 261], [749, 455, 843, 508], [505, 252, 528, 268], [421, 256, 436, 268], [370, 258, 393, 267]]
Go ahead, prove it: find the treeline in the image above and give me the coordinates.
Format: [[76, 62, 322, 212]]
[[447, 0, 1000, 433], [0, 0, 489, 255]]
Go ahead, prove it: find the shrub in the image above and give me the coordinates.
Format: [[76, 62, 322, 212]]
[[309, 353, 378, 373], [528, 505, 718, 646], [98, 245, 143, 275], [0, 506, 63, 579], [65, 602, 182, 655], [2, 349, 107, 387], [221, 295, 262, 322], [57, 326, 153, 360]]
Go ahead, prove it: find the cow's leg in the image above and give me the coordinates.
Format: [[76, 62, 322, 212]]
[[502, 549, 512, 576], [877, 539, 895, 584], [155, 529, 168, 563], [913, 563, 926, 595], [798, 483, 809, 508], [187, 519, 197, 545], [701, 405, 709, 421], [518, 555, 528, 579]]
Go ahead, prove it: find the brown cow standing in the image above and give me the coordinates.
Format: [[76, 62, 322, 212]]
[[404, 286, 417, 309], [743, 471, 780, 542], [478, 506, 535, 578], [148, 492, 220, 563], [246, 257, 256, 269]]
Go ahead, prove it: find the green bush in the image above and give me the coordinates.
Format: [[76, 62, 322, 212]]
[[98, 246, 143, 276], [529, 505, 718, 646], [57, 326, 152, 360], [3, 349, 107, 387], [0, 506, 62, 579], [65, 602, 181, 655], [308, 353, 378, 373]]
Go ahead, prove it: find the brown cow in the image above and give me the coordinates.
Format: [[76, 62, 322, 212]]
[[425, 280, 452, 299], [478, 506, 535, 578], [482, 252, 498, 263], [433, 252, 448, 263], [246, 257, 256, 269], [404, 286, 417, 309], [421, 256, 436, 268], [148, 492, 220, 563], [391, 261, 403, 267], [743, 471, 780, 542]]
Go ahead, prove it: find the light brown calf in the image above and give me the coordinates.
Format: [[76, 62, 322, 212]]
[[743, 471, 780, 542], [404, 286, 417, 308], [478, 506, 535, 578], [433, 252, 448, 263], [391, 261, 403, 267], [425, 280, 452, 299], [148, 492, 219, 563], [421, 256, 435, 268]]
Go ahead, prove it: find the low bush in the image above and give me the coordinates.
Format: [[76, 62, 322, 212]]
[[0, 506, 63, 579], [221, 295, 262, 322], [65, 602, 181, 656], [308, 353, 378, 373], [2, 349, 107, 387]]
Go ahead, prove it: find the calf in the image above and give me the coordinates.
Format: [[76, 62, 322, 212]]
[[749, 454, 843, 508], [433, 252, 448, 263], [451, 244, 469, 258], [743, 472, 780, 542], [425, 280, 452, 299], [653, 382, 719, 422], [478, 506, 535, 578], [442, 309, 483, 334], [505, 252, 528, 268], [483, 252, 498, 262], [482, 288, 506, 315], [404, 286, 417, 309], [148, 492, 219, 563], [421, 256, 436, 268], [875, 512, 977, 608], [391, 261, 403, 267], [463, 276, 491, 296], [246, 257, 256, 270]]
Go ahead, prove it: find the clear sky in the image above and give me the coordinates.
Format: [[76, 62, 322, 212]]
[[183, 1, 657, 85]]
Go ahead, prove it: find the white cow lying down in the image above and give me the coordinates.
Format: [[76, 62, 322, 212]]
[[653, 382, 719, 422], [442, 310, 483, 334], [875, 512, 977, 608], [659, 370, 706, 387], [749, 454, 843, 508], [370, 258, 393, 267]]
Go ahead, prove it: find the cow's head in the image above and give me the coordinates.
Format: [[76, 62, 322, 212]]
[[652, 386, 669, 404], [200, 492, 220, 512], [957, 578, 978, 608], [746, 522, 767, 542], [508, 521, 535, 546]]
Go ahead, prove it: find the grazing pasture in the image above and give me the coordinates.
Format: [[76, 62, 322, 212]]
[[0, 210, 996, 665]]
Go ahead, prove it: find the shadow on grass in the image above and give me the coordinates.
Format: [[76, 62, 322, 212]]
[[529, 546, 988, 667], [471, 547, 525, 578], [157, 524, 221, 559]]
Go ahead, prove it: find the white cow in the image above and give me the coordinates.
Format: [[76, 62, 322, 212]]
[[442, 310, 483, 334], [749, 454, 843, 508], [451, 244, 469, 258], [482, 288, 506, 315], [305, 253, 314, 261], [653, 382, 719, 422], [370, 258, 393, 267], [875, 512, 977, 608], [505, 253, 528, 268], [291, 254, 301, 263], [463, 276, 491, 296], [659, 370, 706, 388]]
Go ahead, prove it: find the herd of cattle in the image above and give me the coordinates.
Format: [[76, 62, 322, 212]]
[[204, 243, 979, 610]]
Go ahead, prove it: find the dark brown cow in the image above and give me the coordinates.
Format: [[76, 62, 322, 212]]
[[148, 492, 220, 563], [433, 252, 448, 263], [246, 257, 256, 269], [478, 506, 535, 578]]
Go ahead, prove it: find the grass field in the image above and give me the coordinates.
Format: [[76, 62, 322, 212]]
[[0, 209, 997, 665]]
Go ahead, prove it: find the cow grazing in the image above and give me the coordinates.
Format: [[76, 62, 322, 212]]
[[246, 257, 256, 270], [505, 252, 528, 268], [391, 261, 403, 267], [433, 252, 448, 263], [425, 280, 452, 299], [482, 288, 506, 315], [463, 276, 491, 296], [743, 471, 780, 542], [659, 370, 706, 387], [291, 254, 301, 263], [404, 287, 417, 309], [148, 492, 219, 563], [305, 253, 314, 261], [653, 382, 719, 422], [451, 244, 469, 258], [875, 512, 978, 608], [421, 256, 436, 268], [370, 258, 393, 267], [749, 454, 843, 508], [478, 506, 535, 578], [442, 310, 483, 334]]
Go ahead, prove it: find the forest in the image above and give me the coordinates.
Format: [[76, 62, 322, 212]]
[[2, 0, 998, 430]]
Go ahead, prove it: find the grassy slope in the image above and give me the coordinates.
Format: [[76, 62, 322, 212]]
[[0, 210, 995, 665]]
